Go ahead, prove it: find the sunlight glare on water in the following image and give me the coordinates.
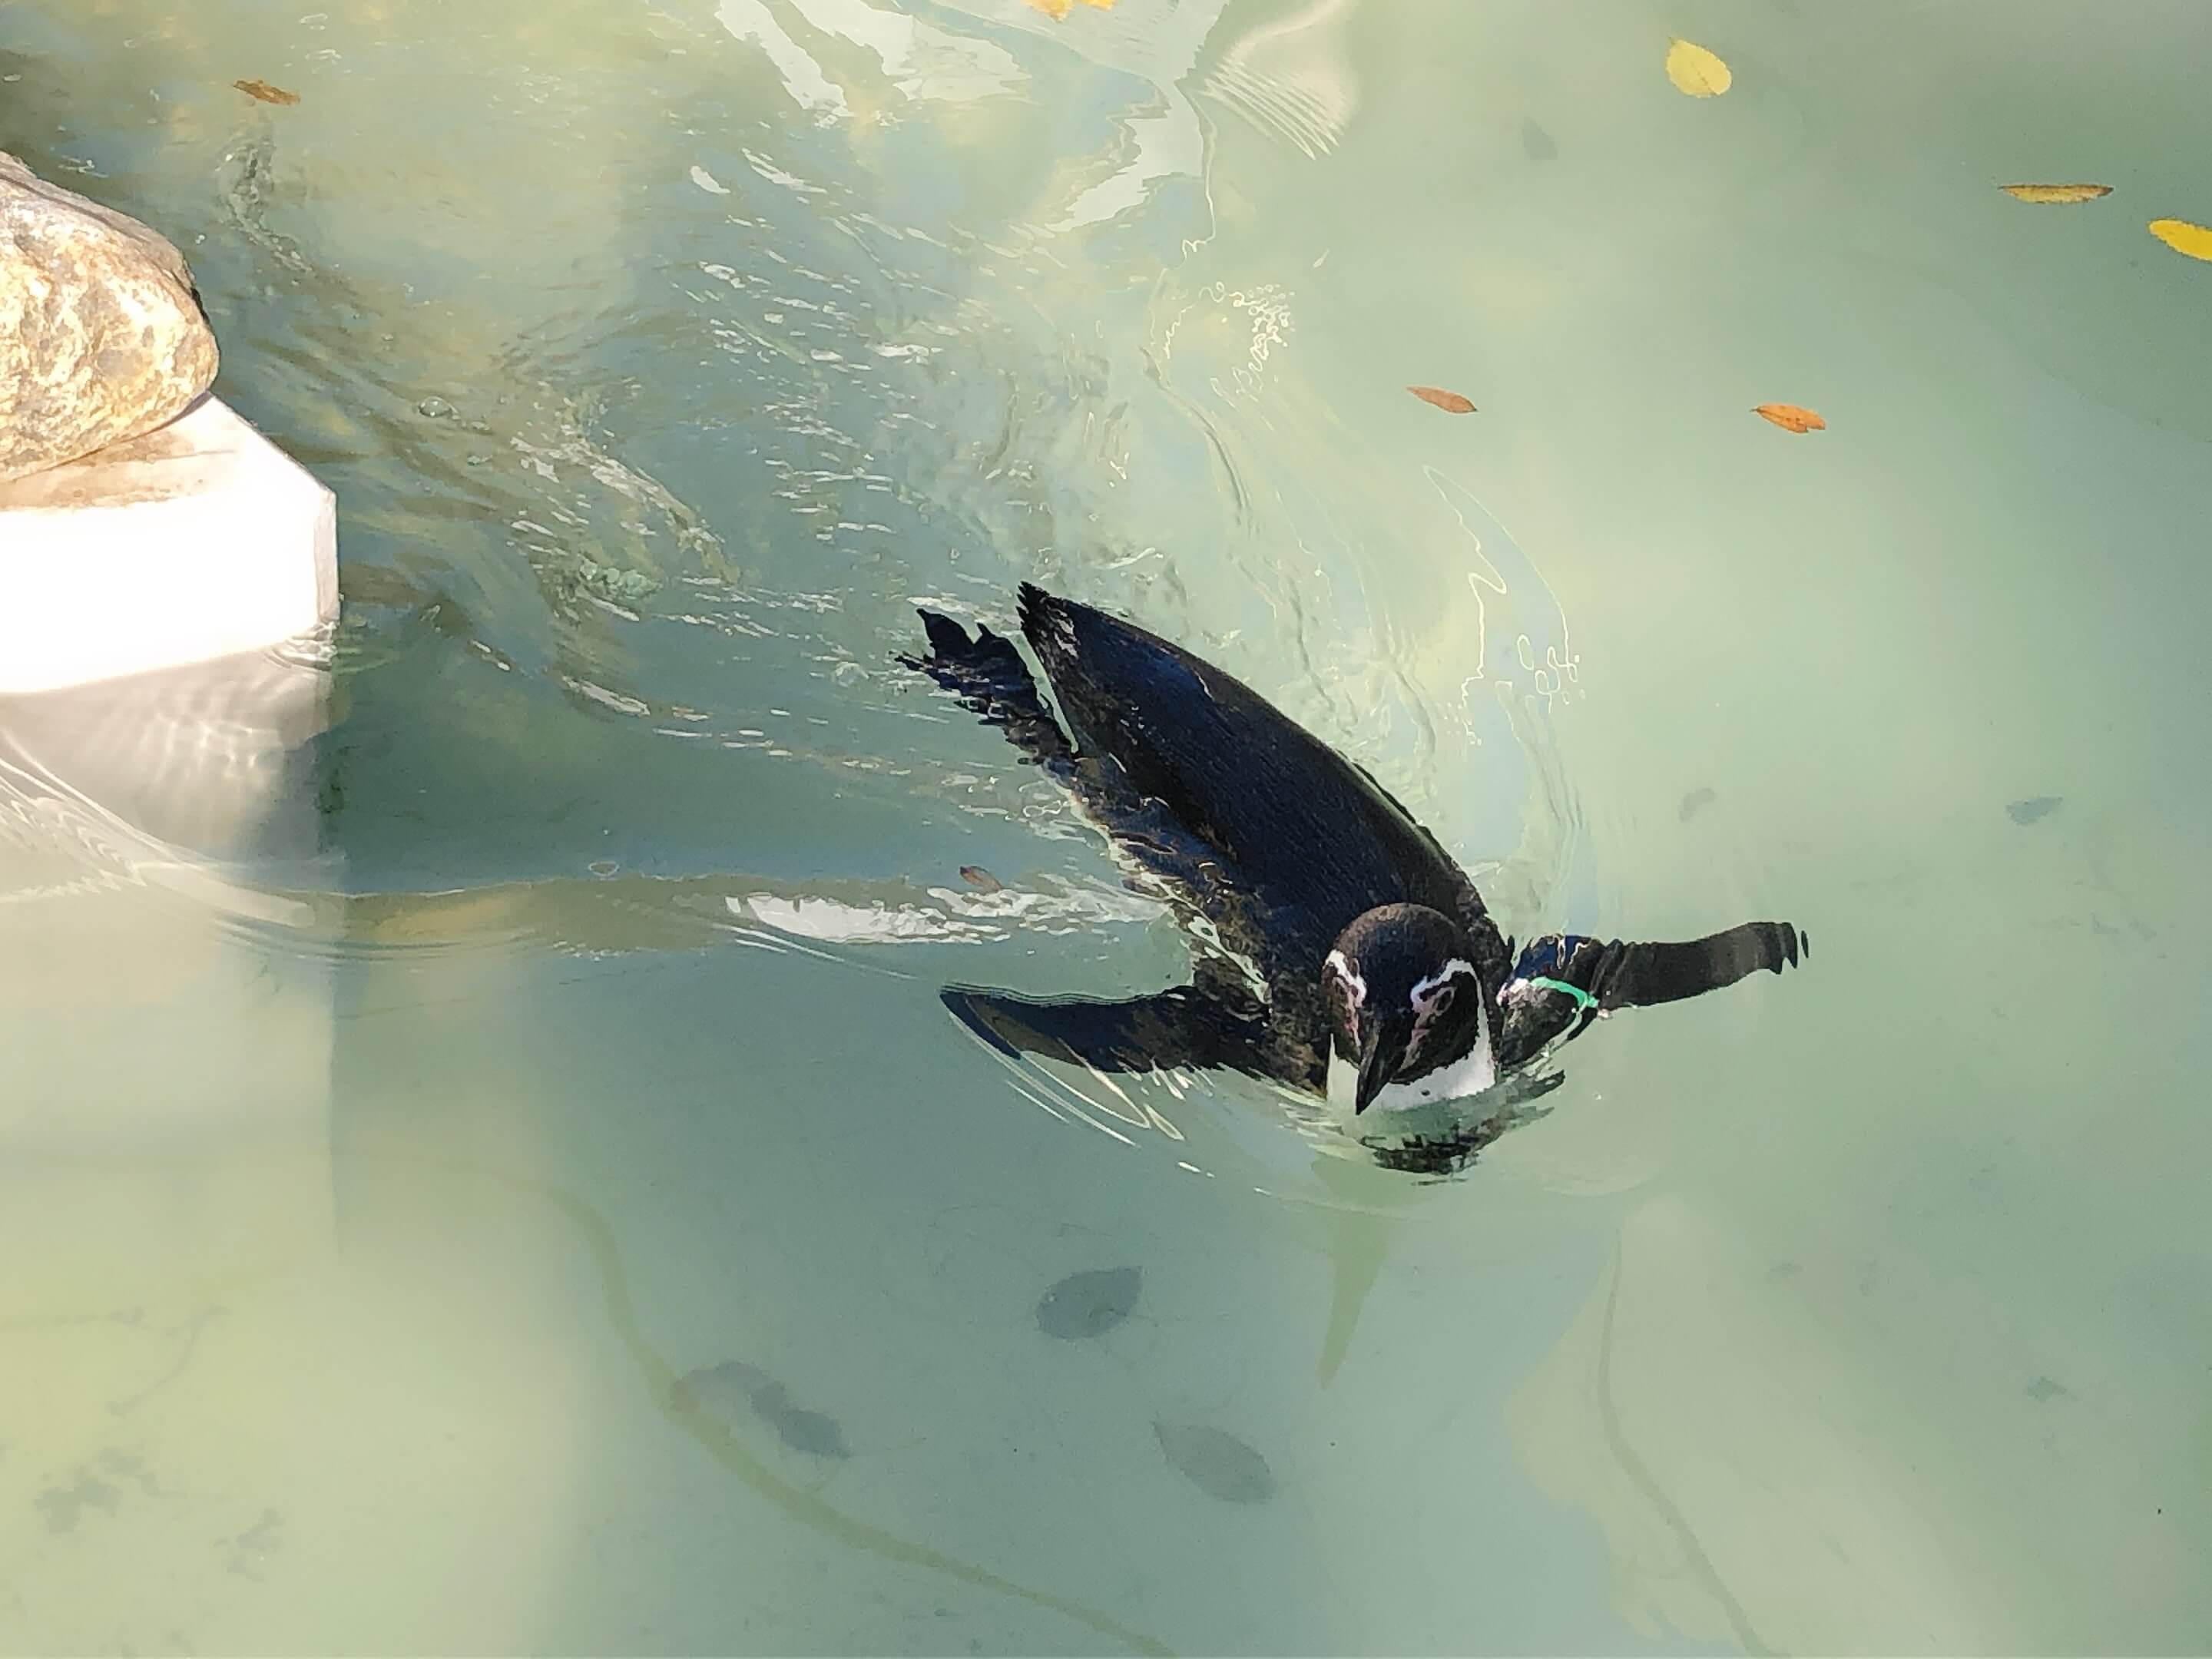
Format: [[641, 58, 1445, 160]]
[[3, 0, 2210, 1651]]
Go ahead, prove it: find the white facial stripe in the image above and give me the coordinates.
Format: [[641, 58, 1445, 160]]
[[1410, 957, 1477, 1009], [1325, 949, 1367, 1008], [1408, 958, 1479, 1058]]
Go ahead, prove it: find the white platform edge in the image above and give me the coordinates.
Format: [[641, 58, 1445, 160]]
[[0, 396, 337, 694]]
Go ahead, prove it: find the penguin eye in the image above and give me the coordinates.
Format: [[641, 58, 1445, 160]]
[[1423, 985, 1455, 1016]]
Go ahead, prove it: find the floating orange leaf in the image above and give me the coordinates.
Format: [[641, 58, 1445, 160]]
[[1753, 403, 1826, 434], [2147, 218, 2212, 262], [1998, 184, 2111, 204], [1664, 38, 1732, 98], [1408, 385, 1476, 415], [233, 78, 300, 105]]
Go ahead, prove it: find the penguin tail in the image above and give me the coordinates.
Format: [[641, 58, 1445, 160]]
[[1013, 581, 1055, 640], [897, 605, 1075, 771]]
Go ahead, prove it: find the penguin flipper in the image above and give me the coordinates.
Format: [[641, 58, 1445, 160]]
[[1587, 920, 1808, 1009], [940, 978, 1286, 1085], [1496, 922, 1808, 1067]]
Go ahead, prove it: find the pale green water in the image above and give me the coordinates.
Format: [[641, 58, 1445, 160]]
[[4, 0, 2211, 1652]]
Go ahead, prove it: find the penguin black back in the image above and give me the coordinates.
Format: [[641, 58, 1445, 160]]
[[1013, 584, 1503, 983]]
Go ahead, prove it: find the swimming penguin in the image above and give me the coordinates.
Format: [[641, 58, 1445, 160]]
[[900, 584, 1804, 1115]]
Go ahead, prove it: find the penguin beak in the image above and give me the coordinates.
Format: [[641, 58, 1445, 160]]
[[1354, 1014, 1415, 1114]]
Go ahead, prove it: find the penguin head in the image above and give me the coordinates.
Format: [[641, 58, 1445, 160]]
[[1322, 904, 1487, 1113]]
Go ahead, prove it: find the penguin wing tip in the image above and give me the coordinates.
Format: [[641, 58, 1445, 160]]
[[939, 985, 1021, 1055]]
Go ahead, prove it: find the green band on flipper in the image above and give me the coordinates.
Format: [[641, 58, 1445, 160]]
[[1527, 976, 1599, 1015]]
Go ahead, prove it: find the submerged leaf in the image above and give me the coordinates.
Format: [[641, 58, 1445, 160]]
[[1035, 1267, 1141, 1339], [2147, 218, 2212, 262], [1664, 38, 1732, 98], [2007, 795, 2061, 826], [233, 78, 300, 105], [764, 1405, 849, 1458], [1154, 1422, 1276, 1503], [1753, 402, 1826, 434], [679, 1361, 851, 1459], [1408, 385, 1476, 415], [1998, 184, 2111, 204]]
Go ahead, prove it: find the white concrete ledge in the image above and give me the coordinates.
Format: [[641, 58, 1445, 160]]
[[0, 396, 336, 694]]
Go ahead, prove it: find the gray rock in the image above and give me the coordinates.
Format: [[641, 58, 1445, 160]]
[[1, 150, 218, 482]]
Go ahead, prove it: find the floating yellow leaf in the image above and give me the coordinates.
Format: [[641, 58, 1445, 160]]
[[1408, 385, 1476, 415], [1664, 38, 1731, 98], [233, 77, 300, 105], [1753, 403, 1826, 434], [1023, 0, 1112, 16], [1998, 184, 2111, 204], [2147, 217, 2212, 262]]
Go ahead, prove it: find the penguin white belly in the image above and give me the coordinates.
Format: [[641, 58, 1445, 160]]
[[1326, 1031, 1498, 1114]]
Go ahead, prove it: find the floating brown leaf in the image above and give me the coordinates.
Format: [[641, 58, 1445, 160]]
[[2147, 218, 2212, 262], [1407, 386, 1476, 415], [958, 865, 1004, 892], [1753, 402, 1826, 434], [233, 78, 300, 105], [1998, 184, 2111, 204]]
